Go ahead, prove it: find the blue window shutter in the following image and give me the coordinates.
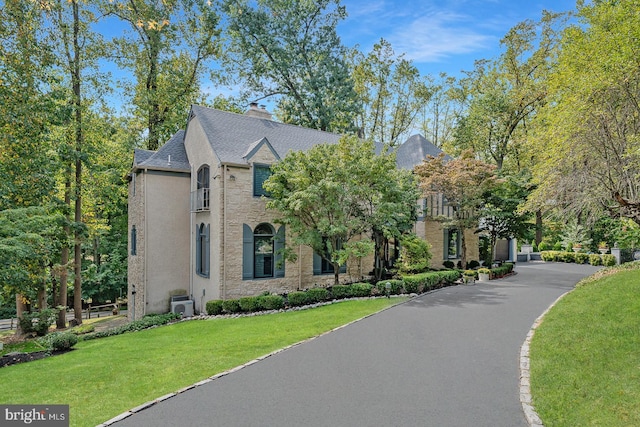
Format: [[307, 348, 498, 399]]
[[274, 225, 285, 278], [196, 224, 202, 273], [242, 224, 253, 280], [205, 224, 211, 277]]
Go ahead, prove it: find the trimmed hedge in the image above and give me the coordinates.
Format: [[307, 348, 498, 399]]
[[258, 295, 285, 310], [206, 300, 224, 315], [287, 291, 309, 307], [222, 299, 241, 313], [306, 288, 330, 303], [541, 251, 617, 267], [81, 313, 180, 341], [350, 283, 373, 297], [375, 279, 404, 296], [490, 262, 514, 278], [331, 285, 352, 299], [238, 296, 262, 312], [401, 270, 461, 293]]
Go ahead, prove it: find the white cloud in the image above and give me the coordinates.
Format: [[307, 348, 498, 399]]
[[387, 10, 496, 63]]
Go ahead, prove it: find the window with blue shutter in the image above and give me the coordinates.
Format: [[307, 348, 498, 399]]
[[242, 223, 284, 280]]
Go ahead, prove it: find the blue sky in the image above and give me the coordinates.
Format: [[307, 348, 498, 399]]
[[337, 0, 577, 78]]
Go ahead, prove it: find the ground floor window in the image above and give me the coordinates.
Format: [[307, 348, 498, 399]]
[[445, 228, 461, 259], [196, 223, 210, 277], [242, 223, 285, 280]]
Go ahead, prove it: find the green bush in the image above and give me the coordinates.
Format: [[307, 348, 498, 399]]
[[375, 279, 404, 295], [238, 296, 262, 312], [222, 299, 241, 313], [82, 313, 180, 341], [490, 263, 514, 278], [467, 260, 480, 269], [559, 252, 575, 263], [43, 332, 78, 352], [350, 283, 373, 297], [205, 300, 224, 315], [552, 242, 563, 251], [403, 277, 420, 293], [257, 295, 284, 310], [18, 308, 59, 336], [602, 254, 617, 267], [287, 291, 309, 307], [589, 254, 603, 266], [398, 234, 432, 274], [306, 288, 329, 303], [442, 260, 455, 269], [331, 285, 352, 299], [538, 241, 551, 251], [574, 252, 589, 264]]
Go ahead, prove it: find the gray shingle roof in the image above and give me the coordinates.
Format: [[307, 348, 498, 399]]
[[395, 134, 450, 170], [189, 105, 342, 166], [135, 130, 190, 172]]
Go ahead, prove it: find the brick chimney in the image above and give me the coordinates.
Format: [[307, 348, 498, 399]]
[[244, 102, 272, 120]]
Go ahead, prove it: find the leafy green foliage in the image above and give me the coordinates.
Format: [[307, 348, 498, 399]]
[[206, 300, 224, 315], [18, 308, 59, 337], [265, 135, 419, 284], [257, 295, 285, 311], [286, 291, 309, 307], [305, 288, 329, 304], [397, 234, 432, 274], [41, 332, 78, 352], [81, 313, 180, 341], [223, 0, 358, 133]]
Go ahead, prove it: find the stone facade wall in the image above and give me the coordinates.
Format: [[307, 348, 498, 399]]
[[127, 171, 145, 321]]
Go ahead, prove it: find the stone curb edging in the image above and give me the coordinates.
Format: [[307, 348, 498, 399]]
[[519, 290, 572, 427], [97, 296, 413, 426]]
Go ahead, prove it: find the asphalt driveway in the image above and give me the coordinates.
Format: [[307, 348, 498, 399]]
[[111, 262, 600, 427]]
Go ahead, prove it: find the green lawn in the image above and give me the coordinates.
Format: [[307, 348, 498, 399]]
[[0, 297, 405, 427], [530, 263, 640, 426]]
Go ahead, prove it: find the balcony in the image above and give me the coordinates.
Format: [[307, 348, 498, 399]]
[[191, 188, 210, 212]]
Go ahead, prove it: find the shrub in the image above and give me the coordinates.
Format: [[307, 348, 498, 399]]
[[463, 269, 477, 279], [490, 263, 514, 278], [18, 308, 59, 336], [559, 252, 575, 263], [331, 285, 352, 299], [574, 252, 589, 264], [44, 332, 78, 352], [398, 234, 432, 274], [205, 300, 224, 315], [602, 254, 617, 267], [442, 260, 455, 269], [306, 288, 329, 303], [350, 283, 373, 297], [257, 295, 284, 310], [467, 260, 480, 269], [81, 313, 180, 341], [589, 254, 603, 266], [403, 277, 419, 294], [478, 268, 491, 274], [538, 241, 551, 251], [238, 296, 262, 312], [552, 242, 563, 251], [374, 279, 404, 295], [222, 299, 241, 313], [287, 291, 309, 307]]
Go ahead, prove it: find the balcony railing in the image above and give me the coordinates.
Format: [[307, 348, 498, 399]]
[[191, 187, 210, 212]]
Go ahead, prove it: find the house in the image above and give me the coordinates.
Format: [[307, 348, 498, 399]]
[[127, 104, 478, 320]]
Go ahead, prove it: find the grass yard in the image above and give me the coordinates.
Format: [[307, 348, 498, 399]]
[[0, 297, 405, 427], [530, 263, 640, 426]]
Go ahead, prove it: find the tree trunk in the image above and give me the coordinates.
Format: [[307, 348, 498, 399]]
[[535, 210, 543, 245], [57, 172, 72, 330], [71, 0, 83, 326], [460, 230, 467, 270], [15, 294, 27, 338]]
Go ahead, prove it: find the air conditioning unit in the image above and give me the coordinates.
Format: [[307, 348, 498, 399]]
[[171, 300, 194, 317]]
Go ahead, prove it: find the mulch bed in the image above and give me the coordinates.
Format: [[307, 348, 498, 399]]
[[1, 350, 50, 368]]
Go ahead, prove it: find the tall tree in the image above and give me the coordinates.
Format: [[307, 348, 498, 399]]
[[264, 136, 419, 285], [454, 12, 562, 171], [419, 73, 461, 150], [350, 39, 432, 146], [415, 150, 498, 269], [103, 0, 221, 150], [223, 0, 359, 133], [528, 0, 640, 225]]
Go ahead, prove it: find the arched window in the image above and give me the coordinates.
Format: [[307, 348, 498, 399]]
[[242, 223, 285, 280], [253, 223, 275, 278], [196, 165, 210, 211]]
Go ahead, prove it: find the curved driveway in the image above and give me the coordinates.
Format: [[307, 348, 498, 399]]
[[112, 262, 600, 427]]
